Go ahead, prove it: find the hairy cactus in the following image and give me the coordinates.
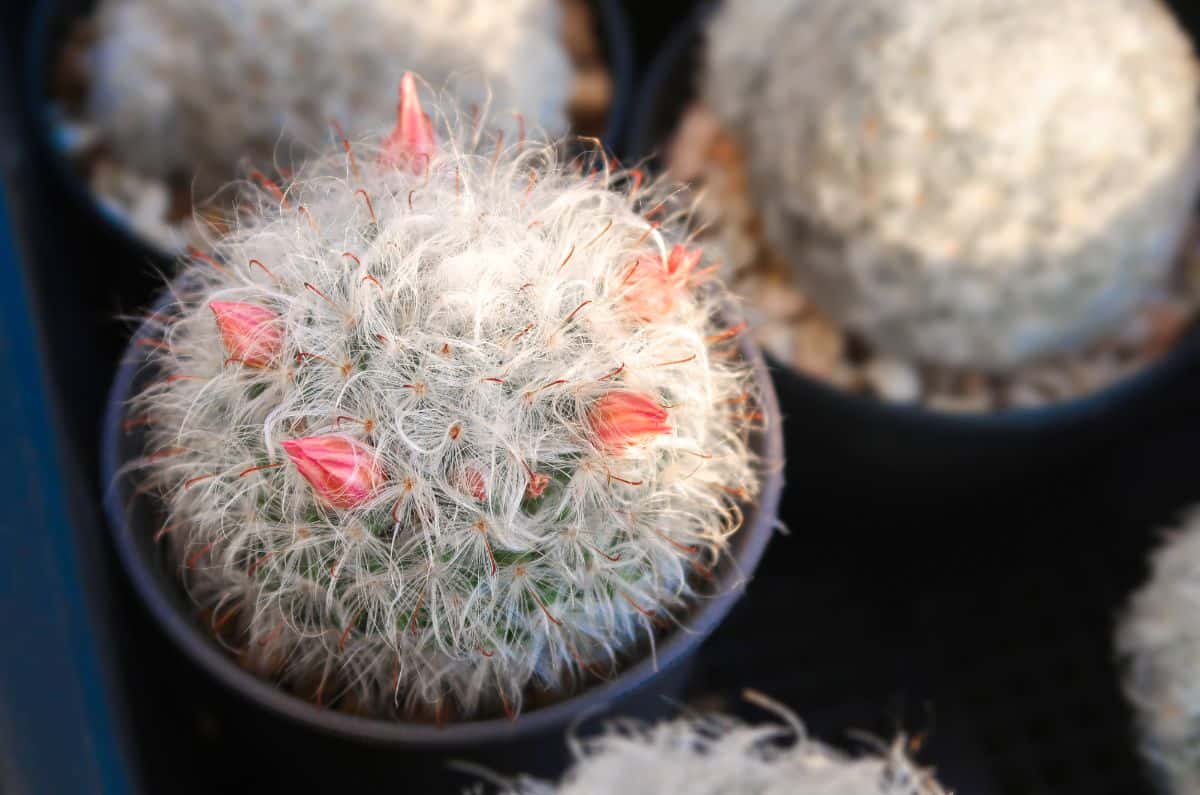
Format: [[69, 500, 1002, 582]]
[[705, 0, 1200, 370], [124, 79, 763, 720], [483, 693, 946, 794], [86, 0, 572, 201], [1117, 510, 1200, 793]]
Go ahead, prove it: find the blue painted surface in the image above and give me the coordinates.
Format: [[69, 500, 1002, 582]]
[[0, 184, 134, 792]]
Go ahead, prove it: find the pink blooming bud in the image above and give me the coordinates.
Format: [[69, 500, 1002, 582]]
[[209, 301, 283, 368], [664, 245, 703, 278], [281, 434, 386, 509], [527, 471, 550, 498], [465, 470, 489, 501], [382, 72, 436, 175], [621, 245, 703, 321], [459, 467, 487, 501], [588, 391, 671, 453]]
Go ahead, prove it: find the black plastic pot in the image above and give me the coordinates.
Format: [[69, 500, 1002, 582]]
[[629, 0, 1200, 563], [26, 0, 636, 279], [100, 289, 784, 790]]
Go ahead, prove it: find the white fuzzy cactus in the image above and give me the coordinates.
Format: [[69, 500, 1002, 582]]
[[123, 80, 763, 721], [705, 0, 1200, 370], [1117, 510, 1200, 793], [482, 693, 946, 795], [86, 0, 572, 200]]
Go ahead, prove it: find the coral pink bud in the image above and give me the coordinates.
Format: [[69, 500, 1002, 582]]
[[621, 245, 703, 321], [588, 391, 671, 453], [281, 434, 386, 509], [209, 301, 282, 367], [382, 72, 436, 174], [527, 471, 550, 498], [460, 467, 487, 501], [665, 245, 702, 278]]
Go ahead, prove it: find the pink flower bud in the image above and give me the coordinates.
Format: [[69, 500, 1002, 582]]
[[382, 72, 436, 175], [460, 467, 487, 501], [527, 471, 550, 498], [209, 301, 282, 368], [588, 391, 671, 453], [281, 434, 386, 509], [621, 245, 702, 321]]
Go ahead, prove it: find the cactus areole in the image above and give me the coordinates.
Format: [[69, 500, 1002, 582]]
[[115, 77, 771, 725]]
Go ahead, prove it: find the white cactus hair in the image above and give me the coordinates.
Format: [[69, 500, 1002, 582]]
[[123, 82, 764, 720], [703, 0, 796, 133], [1117, 509, 1200, 793], [704, 0, 1200, 370], [87, 0, 572, 196], [484, 692, 947, 795]]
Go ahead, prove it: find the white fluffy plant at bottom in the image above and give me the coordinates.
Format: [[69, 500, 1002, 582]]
[[1117, 511, 1200, 793], [483, 693, 946, 795], [125, 76, 763, 722]]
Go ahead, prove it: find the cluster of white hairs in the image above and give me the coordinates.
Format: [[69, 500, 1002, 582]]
[[1117, 510, 1200, 794], [481, 693, 946, 795], [124, 81, 763, 720], [705, 0, 1200, 370], [85, 0, 571, 208]]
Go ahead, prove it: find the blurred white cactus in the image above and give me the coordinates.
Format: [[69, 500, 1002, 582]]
[[705, 0, 1200, 370], [81, 0, 573, 247], [1118, 510, 1200, 794], [485, 693, 946, 794]]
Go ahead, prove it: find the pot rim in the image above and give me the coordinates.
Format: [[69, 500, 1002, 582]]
[[627, 0, 1200, 433], [99, 287, 785, 749]]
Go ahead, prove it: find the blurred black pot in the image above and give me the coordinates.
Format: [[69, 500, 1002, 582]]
[[25, 0, 635, 279], [629, 0, 1200, 574], [100, 286, 784, 790]]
